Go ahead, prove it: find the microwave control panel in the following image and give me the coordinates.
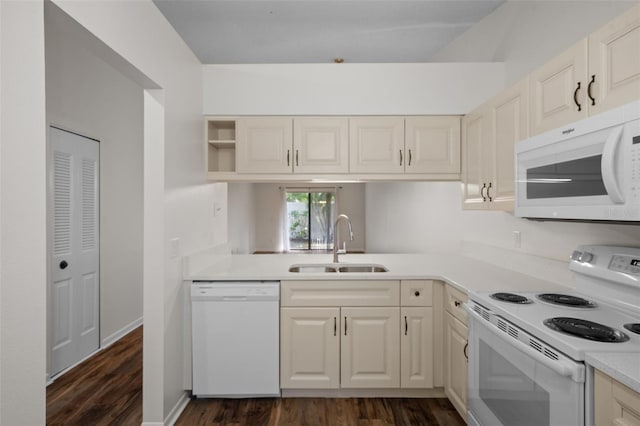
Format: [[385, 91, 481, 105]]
[[632, 135, 640, 185]]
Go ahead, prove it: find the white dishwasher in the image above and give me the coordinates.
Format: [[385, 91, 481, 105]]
[[191, 281, 280, 398]]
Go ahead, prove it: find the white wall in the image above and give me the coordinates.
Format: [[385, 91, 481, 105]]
[[0, 2, 47, 424], [229, 183, 366, 253], [45, 4, 144, 353], [366, 182, 640, 262], [0, 0, 217, 423], [432, 1, 637, 86], [228, 183, 257, 254], [203, 63, 505, 115]]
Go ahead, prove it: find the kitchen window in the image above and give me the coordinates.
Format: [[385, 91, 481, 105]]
[[285, 190, 336, 251]]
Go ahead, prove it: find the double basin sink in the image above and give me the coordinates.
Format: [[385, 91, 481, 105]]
[[288, 263, 388, 273]]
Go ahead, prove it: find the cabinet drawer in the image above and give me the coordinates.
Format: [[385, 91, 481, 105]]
[[400, 280, 433, 306], [445, 284, 468, 324], [281, 280, 400, 307]]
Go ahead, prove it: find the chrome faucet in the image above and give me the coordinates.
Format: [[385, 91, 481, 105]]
[[333, 214, 353, 263]]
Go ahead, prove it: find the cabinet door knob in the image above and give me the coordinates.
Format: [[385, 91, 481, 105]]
[[60, 260, 69, 269], [573, 81, 582, 111], [414, 291, 420, 297]]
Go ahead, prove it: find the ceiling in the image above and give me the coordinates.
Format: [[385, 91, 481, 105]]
[[153, 0, 505, 64]]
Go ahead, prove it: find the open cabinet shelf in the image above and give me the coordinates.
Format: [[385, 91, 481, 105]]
[[206, 118, 236, 173]]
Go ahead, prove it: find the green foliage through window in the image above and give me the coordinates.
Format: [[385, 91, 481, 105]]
[[286, 191, 336, 250]]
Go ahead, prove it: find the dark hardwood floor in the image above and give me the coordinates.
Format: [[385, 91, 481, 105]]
[[47, 326, 465, 425], [176, 397, 465, 425], [46, 326, 143, 426]]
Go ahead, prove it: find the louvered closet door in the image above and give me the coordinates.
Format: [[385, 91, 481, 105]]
[[49, 127, 100, 376]]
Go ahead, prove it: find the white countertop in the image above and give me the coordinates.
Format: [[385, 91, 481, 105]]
[[586, 352, 640, 394], [187, 250, 640, 392], [187, 252, 570, 294]]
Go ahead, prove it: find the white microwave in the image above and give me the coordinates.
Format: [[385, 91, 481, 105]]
[[515, 101, 640, 222]]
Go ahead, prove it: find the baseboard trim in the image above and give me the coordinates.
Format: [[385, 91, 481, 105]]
[[165, 391, 191, 426], [101, 317, 143, 348], [281, 387, 446, 398]]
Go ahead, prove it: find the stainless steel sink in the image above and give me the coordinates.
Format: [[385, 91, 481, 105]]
[[288, 264, 337, 273], [288, 263, 387, 273], [338, 265, 388, 273]]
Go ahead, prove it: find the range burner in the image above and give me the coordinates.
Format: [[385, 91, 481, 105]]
[[624, 323, 640, 335], [544, 317, 629, 342], [490, 292, 532, 304], [537, 293, 597, 308]]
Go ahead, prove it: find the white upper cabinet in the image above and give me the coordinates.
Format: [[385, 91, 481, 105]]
[[293, 118, 349, 174], [236, 117, 293, 173], [462, 78, 528, 211], [588, 3, 640, 114], [530, 40, 589, 136], [349, 117, 405, 173], [530, 3, 640, 136], [405, 116, 460, 174], [461, 106, 489, 210]]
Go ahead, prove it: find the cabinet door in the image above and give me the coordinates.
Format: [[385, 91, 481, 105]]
[[461, 107, 489, 210], [405, 116, 460, 174], [349, 117, 405, 173], [400, 307, 433, 388], [280, 307, 340, 389], [341, 307, 400, 388], [445, 312, 468, 420], [236, 117, 293, 173], [293, 118, 349, 174], [589, 3, 640, 114], [487, 78, 529, 211], [530, 40, 588, 136]]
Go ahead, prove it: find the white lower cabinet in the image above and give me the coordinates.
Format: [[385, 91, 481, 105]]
[[280, 307, 340, 389], [445, 312, 468, 420], [595, 369, 640, 426], [280, 280, 436, 391], [401, 306, 434, 388], [341, 307, 400, 388]]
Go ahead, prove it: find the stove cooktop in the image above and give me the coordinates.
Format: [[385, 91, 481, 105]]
[[471, 289, 640, 361]]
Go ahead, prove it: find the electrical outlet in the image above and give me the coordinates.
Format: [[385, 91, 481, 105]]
[[513, 231, 521, 249]]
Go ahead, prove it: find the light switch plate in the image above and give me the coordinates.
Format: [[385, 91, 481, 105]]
[[169, 238, 180, 259]]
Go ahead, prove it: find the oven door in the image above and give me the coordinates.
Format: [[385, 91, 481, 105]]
[[466, 304, 585, 426]]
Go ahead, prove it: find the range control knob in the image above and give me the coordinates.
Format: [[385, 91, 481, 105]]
[[579, 252, 594, 263], [571, 250, 583, 261]]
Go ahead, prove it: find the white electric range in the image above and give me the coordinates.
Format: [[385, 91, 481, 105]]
[[465, 245, 640, 426]]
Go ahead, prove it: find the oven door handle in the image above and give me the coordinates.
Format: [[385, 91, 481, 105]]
[[601, 124, 625, 204], [465, 304, 585, 383]]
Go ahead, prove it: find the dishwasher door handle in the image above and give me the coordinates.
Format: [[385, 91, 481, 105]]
[[222, 296, 248, 301]]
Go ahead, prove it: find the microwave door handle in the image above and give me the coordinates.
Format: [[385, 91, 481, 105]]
[[601, 124, 625, 204], [464, 304, 585, 383]]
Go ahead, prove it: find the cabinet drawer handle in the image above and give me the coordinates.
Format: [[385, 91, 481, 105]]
[[573, 82, 582, 111], [408, 149, 412, 166], [399, 150, 403, 166], [295, 149, 299, 167], [464, 342, 469, 361], [334, 317, 337, 336], [404, 316, 408, 335], [587, 75, 596, 106], [480, 183, 487, 201], [487, 182, 493, 202], [287, 149, 290, 166]]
